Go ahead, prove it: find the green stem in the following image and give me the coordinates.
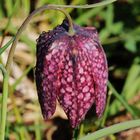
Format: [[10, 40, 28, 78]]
[[50, 0, 116, 8], [100, 90, 112, 127], [73, 127, 79, 140], [108, 81, 137, 118], [80, 119, 140, 140], [5, 7, 74, 72], [0, 64, 9, 140], [79, 124, 84, 138]]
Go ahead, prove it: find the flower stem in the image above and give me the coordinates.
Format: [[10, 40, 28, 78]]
[[73, 127, 79, 140], [100, 90, 112, 127], [50, 0, 116, 8], [0, 64, 9, 140], [80, 119, 140, 140], [5, 6, 74, 72], [79, 124, 84, 138]]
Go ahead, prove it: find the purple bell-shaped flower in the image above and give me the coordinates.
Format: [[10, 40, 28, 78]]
[[35, 20, 108, 128]]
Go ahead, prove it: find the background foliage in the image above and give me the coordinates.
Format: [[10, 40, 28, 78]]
[[0, 0, 140, 140]]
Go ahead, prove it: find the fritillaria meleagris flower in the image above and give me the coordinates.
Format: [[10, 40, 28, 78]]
[[35, 20, 108, 128]]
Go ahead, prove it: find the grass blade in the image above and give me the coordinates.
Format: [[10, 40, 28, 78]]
[[0, 38, 14, 55]]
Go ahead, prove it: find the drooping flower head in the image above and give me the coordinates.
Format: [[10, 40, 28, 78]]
[[35, 19, 108, 128]]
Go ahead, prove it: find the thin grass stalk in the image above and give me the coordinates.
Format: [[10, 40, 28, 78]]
[[0, 65, 9, 140]]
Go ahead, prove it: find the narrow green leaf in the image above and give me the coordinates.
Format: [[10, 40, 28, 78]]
[[80, 119, 140, 140], [5, 0, 13, 16], [75, 6, 104, 25], [110, 22, 123, 34], [106, 4, 114, 30], [122, 60, 140, 94], [22, 0, 30, 14], [12, 64, 33, 90], [0, 38, 14, 55], [108, 81, 137, 118], [124, 39, 137, 52]]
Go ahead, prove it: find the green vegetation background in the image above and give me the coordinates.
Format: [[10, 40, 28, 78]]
[[0, 0, 140, 139]]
